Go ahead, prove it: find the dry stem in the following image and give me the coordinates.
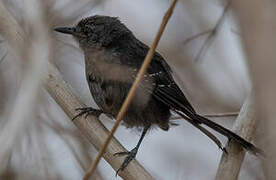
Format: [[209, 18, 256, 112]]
[[215, 95, 257, 180], [170, 111, 239, 120], [233, 0, 276, 178]]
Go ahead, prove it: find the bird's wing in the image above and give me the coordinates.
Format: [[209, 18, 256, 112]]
[[147, 52, 196, 115], [115, 38, 196, 115], [114, 39, 264, 156], [146, 51, 264, 155]]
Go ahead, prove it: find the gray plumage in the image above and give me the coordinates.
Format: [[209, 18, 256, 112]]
[[55, 15, 263, 174], [73, 15, 195, 131]]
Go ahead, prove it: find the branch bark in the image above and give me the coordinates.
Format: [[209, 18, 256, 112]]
[[233, 0, 276, 179], [215, 94, 256, 180], [45, 63, 153, 180]]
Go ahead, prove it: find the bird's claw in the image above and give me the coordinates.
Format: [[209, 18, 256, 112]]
[[114, 147, 138, 176], [72, 107, 103, 120], [217, 144, 228, 154], [222, 147, 228, 154]]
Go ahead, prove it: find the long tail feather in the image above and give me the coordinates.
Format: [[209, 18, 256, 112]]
[[176, 110, 264, 156], [195, 113, 264, 156], [175, 111, 225, 151]]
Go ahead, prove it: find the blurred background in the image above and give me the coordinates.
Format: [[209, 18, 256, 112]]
[[0, 0, 267, 179]]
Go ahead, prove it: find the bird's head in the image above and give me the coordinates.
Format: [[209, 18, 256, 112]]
[[54, 15, 131, 49]]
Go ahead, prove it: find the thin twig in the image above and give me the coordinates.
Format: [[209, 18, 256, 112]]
[[183, 29, 212, 46], [170, 111, 239, 120], [83, 0, 179, 179], [195, 0, 232, 62], [204, 111, 238, 118]]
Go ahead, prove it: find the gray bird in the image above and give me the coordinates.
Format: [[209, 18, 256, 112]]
[[55, 15, 263, 174]]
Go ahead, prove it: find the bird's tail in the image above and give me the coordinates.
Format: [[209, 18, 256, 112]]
[[176, 111, 264, 156]]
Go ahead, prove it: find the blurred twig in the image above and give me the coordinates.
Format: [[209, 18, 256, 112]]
[[170, 111, 239, 120], [183, 29, 212, 46], [204, 112, 238, 118], [184, 0, 231, 62], [195, 0, 231, 62], [233, 0, 276, 178], [0, 0, 50, 173], [215, 94, 258, 180], [83, 0, 179, 179], [0, 3, 24, 54], [51, 0, 103, 27]]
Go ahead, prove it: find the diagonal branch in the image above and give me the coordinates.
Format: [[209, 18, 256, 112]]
[[182, 1, 231, 62], [45, 63, 153, 180], [183, 29, 212, 46], [195, 0, 231, 62]]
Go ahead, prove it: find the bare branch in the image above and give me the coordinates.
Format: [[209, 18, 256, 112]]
[[45, 64, 153, 180], [215, 95, 257, 180], [184, 0, 231, 62], [195, 0, 231, 62], [203, 112, 238, 118], [183, 29, 212, 46], [233, 0, 276, 178], [170, 111, 238, 120]]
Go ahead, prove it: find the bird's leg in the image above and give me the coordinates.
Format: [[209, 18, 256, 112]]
[[72, 107, 103, 120], [114, 126, 149, 175]]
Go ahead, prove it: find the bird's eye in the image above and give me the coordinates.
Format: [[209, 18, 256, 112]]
[[83, 24, 95, 36]]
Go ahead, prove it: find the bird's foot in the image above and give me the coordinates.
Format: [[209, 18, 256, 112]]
[[114, 147, 138, 176], [222, 147, 228, 154], [216, 143, 228, 154], [72, 107, 103, 120]]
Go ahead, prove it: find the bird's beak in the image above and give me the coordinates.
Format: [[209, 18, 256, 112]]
[[54, 27, 75, 35]]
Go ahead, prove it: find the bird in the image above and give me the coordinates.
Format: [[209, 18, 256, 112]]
[[54, 15, 263, 174]]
